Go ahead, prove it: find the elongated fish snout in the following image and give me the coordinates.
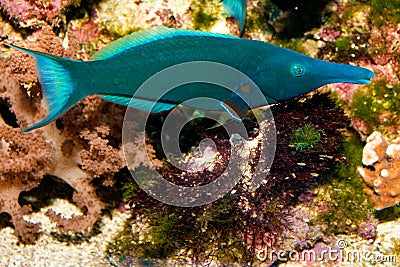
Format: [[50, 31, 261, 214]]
[[320, 61, 375, 85], [350, 66, 375, 84]]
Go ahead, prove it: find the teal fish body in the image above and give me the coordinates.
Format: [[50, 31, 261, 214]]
[[7, 27, 374, 132]]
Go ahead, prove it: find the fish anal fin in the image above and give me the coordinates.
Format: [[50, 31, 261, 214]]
[[101, 95, 176, 113]]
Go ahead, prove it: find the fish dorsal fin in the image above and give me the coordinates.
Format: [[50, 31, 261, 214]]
[[92, 26, 238, 60]]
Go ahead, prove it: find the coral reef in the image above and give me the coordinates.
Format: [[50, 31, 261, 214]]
[[0, 0, 70, 28], [94, 0, 191, 36], [0, 0, 242, 246], [107, 93, 366, 264], [358, 131, 400, 210], [0, 0, 399, 265], [316, 1, 399, 139], [0, 27, 131, 242], [0, 124, 54, 243]]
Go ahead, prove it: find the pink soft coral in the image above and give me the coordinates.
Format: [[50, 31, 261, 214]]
[[0, 0, 70, 28]]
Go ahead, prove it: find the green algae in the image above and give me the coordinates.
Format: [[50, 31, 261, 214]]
[[276, 38, 306, 54], [192, 11, 217, 31], [107, 207, 187, 261], [313, 133, 374, 235], [121, 177, 141, 201], [141, 210, 187, 259], [333, 36, 352, 54], [190, 0, 219, 31], [351, 79, 400, 135], [195, 196, 250, 263], [337, 0, 400, 27], [375, 203, 400, 222], [245, 11, 268, 33], [107, 194, 256, 263], [244, 2, 271, 34], [370, 0, 400, 26], [290, 124, 323, 152]]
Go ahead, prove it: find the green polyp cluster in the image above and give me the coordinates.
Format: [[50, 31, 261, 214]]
[[190, 0, 219, 31], [313, 133, 374, 235], [351, 79, 400, 135], [290, 124, 323, 152]]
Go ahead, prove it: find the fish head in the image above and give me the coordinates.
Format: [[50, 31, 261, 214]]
[[253, 48, 374, 102]]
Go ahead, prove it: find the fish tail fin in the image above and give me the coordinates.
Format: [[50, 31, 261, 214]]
[[6, 44, 82, 132], [222, 0, 247, 34]]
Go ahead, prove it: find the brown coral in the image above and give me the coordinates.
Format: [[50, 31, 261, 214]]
[[358, 131, 400, 209], [0, 124, 54, 243], [0, 26, 132, 242], [79, 127, 124, 185]]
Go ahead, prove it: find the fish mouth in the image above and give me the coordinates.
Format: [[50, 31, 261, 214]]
[[326, 66, 375, 85], [355, 78, 373, 84], [331, 77, 372, 85]]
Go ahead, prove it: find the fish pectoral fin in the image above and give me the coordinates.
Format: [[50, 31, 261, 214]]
[[100, 95, 176, 113], [226, 84, 251, 118], [206, 122, 225, 130], [220, 101, 245, 122], [206, 101, 246, 130], [206, 85, 251, 130]]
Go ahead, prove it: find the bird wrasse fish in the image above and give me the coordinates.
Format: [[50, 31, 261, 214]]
[[222, 0, 247, 34], [6, 27, 374, 132]]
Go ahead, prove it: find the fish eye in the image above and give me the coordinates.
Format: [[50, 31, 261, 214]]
[[290, 64, 305, 77]]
